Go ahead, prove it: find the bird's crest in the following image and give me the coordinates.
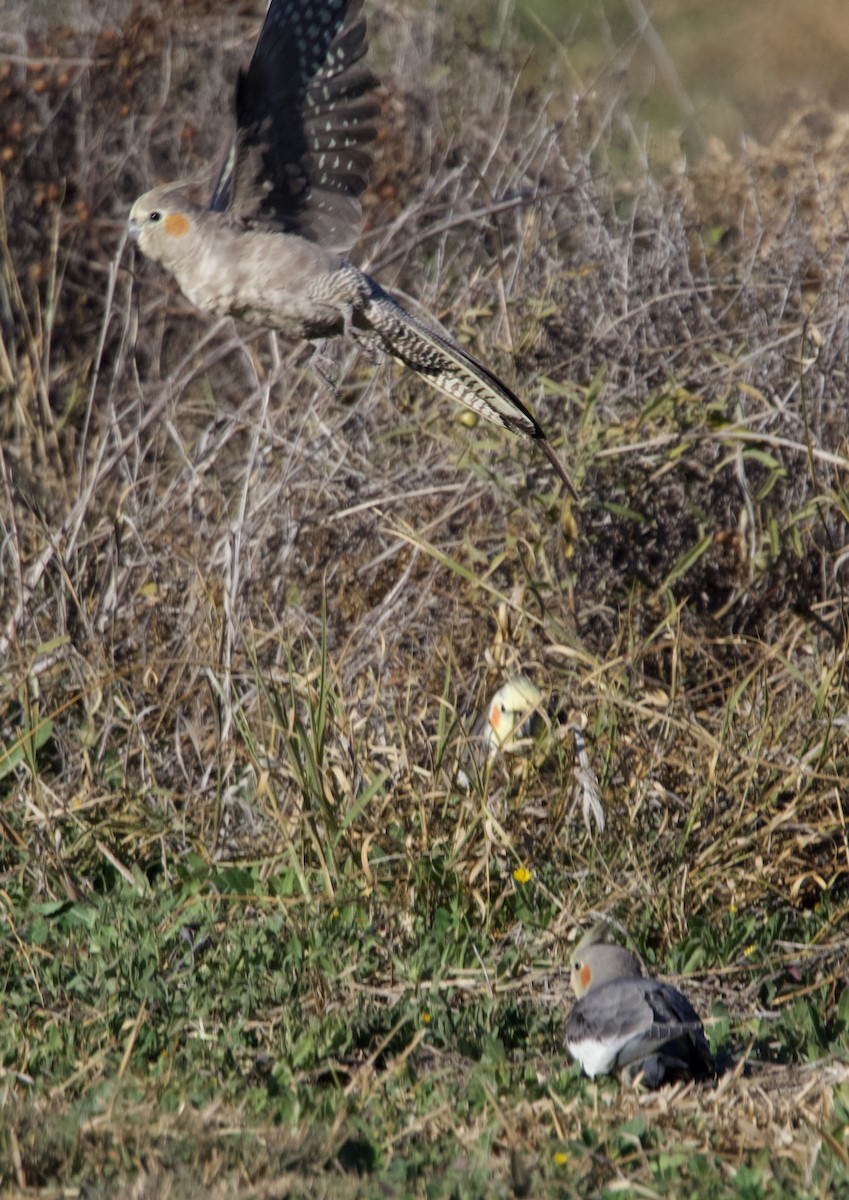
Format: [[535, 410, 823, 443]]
[[571, 920, 615, 964]]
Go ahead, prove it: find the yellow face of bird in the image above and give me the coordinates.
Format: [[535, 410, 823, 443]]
[[485, 676, 542, 753], [128, 188, 197, 265]]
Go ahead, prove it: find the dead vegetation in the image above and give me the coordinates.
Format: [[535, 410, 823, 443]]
[[1, 1, 848, 1196]]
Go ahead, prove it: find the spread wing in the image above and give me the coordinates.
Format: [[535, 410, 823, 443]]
[[210, 0, 379, 252]]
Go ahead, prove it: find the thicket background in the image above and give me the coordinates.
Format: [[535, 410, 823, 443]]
[[1, 0, 847, 1195]]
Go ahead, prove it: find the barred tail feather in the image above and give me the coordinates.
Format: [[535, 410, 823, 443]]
[[362, 291, 578, 497], [538, 439, 578, 499]]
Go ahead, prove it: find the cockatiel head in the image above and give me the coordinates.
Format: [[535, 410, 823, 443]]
[[570, 942, 643, 998], [128, 185, 202, 268], [479, 675, 543, 758]]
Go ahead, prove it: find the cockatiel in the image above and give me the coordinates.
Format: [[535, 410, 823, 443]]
[[460, 676, 605, 833], [564, 940, 716, 1086], [128, 0, 576, 494], [473, 675, 545, 759]]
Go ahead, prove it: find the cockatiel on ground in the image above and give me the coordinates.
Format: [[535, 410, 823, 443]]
[[564, 938, 716, 1087], [461, 676, 605, 833]]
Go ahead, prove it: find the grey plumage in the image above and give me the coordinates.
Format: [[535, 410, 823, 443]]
[[564, 942, 715, 1086], [128, 0, 576, 495]]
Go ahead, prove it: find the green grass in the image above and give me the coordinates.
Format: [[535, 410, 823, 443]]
[[2, 837, 847, 1195], [3, 579, 847, 1195], [2, 0, 849, 1195]]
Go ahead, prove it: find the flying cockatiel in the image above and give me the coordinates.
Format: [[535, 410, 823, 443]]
[[128, 0, 576, 495], [564, 939, 716, 1086]]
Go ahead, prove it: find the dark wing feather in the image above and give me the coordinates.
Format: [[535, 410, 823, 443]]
[[211, 0, 379, 252], [617, 980, 715, 1079], [566, 978, 715, 1083]]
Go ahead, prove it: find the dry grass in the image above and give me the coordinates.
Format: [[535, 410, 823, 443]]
[[1, 1, 848, 1196]]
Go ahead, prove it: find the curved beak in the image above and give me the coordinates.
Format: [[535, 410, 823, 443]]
[[127, 217, 141, 241]]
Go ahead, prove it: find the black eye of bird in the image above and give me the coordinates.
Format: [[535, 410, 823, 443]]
[[149, 211, 162, 222]]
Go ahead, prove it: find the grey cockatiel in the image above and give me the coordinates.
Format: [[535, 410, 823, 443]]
[[564, 941, 716, 1086], [128, 0, 575, 494]]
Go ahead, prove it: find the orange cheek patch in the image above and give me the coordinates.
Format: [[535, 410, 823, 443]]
[[580, 964, 592, 990], [164, 213, 190, 237]]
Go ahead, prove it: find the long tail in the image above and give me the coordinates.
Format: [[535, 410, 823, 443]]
[[355, 280, 578, 498]]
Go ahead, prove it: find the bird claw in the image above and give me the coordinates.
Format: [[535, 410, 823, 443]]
[[309, 340, 339, 397], [352, 327, 385, 364]]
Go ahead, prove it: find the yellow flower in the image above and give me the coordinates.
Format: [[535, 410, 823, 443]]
[[422, 1012, 431, 1024], [513, 866, 532, 885], [553, 1151, 568, 1166]]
